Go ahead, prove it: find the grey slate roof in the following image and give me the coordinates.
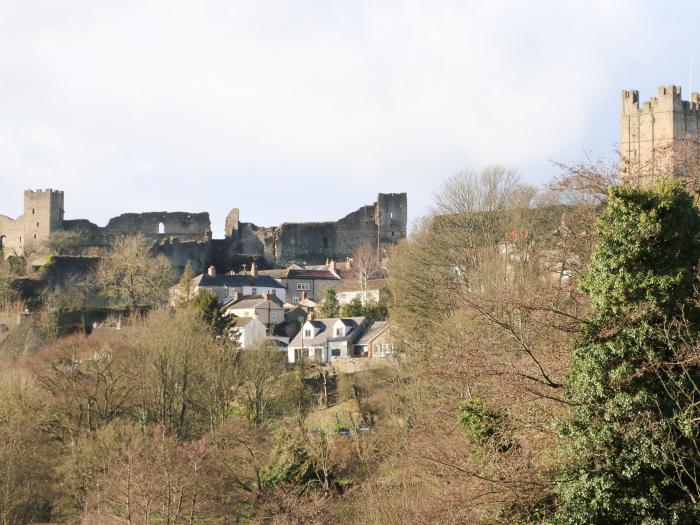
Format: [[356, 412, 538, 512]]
[[192, 274, 285, 289], [289, 317, 365, 347], [355, 321, 389, 345], [224, 294, 285, 310]]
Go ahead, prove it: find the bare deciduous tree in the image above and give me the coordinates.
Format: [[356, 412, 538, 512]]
[[95, 234, 173, 311], [350, 243, 385, 304]]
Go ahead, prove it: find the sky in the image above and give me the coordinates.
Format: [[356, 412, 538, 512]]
[[0, 0, 697, 236]]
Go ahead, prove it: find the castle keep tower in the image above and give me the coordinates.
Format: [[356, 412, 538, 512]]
[[23, 189, 64, 244], [621, 85, 700, 186], [376, 193, 408, 244], [0, 189, 64, 257]]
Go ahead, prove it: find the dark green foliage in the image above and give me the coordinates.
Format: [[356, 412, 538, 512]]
[[339, 296, 364, 318], [339, 296, 389, 321], [556, 180, 700, 524], [458, 397, 513, 453], [320, 288, 340, 318], [191, 289, 230, 335]]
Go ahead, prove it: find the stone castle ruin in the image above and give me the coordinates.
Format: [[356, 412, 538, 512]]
[[621, 84, 700, 186], [0, 190, 407, 274]]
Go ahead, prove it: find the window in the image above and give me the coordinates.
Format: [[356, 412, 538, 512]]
[[271, 311, 277, 322], [304, 329, 311, 337], [158, 222, 165, 234], [335, 328, 343, 336], [32, 208, 35, 215], [296, 283, 310, 291], [292, 296, 300, 303], [331, 349, 340, 357], [36, 222, 39, 228], [251, 288, 257, 295]]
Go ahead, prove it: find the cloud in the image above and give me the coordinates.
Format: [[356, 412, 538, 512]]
[[0, 0, 655, 233]]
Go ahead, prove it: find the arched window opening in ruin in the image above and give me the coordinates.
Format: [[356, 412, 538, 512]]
[[158, 222, 165, 234], [32, 208, 35, 215]]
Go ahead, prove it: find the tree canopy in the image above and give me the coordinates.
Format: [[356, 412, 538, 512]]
[[556, 180, 700, 524]]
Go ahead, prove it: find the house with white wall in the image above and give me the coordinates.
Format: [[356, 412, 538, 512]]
[[229, 317, 266, 349], [287, 316, 368, 364], [223, 293, 286, 326]]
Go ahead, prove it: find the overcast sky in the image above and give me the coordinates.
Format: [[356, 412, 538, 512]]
[[0, 1, 696, 235]]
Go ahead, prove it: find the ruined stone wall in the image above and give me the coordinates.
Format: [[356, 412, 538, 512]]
[[226, 193, 408, 265], [104, 211, 211, 238], [233, 223, 277, 260], [63, 212, 212, 273], [3, 189, 407, 274], [621, 85, 700, 186], [154, 239, 210, 274], [276, 221, 338, 264]]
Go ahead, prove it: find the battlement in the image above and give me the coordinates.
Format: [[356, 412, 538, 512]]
[[24, 189, 64, 196], [621, 89, 639, 113], [622, 85, 700, 115]]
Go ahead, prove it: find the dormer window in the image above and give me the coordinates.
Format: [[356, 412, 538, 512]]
[[304, 329, 311, 337]]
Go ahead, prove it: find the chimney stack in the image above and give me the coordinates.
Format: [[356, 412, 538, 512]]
[[234, 291, 242, 302], [329, 259, 336, 274], [251, 261, 258, 276], [264, 292, 271, 300], [300, 290, 307, 302], [208, 266, 216, 277]]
